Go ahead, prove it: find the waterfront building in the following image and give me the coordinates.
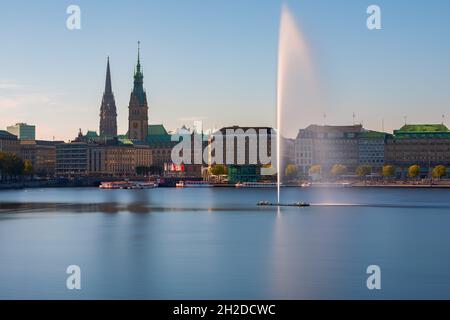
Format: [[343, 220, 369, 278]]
[[282, 137, 296, 166], [88, 142, 140, 177], [89, 140, 152, 177], [6, 123, 35, 141], [0, 130, 20, 155], [99, 57, 118, 138], [147, 124, 175, 168], [385, 124, 450, 178], [217, 126, 274, 183], [56, 138, 153, 178], [359, 130, 390, 169], [128, 42, 149, 142], [55, 142, 89, 177], [295, 125, 363, 176], [20, 140, 63, 177]]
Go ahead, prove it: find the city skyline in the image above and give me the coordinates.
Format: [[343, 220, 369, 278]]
[[1, 0, 450, 141]]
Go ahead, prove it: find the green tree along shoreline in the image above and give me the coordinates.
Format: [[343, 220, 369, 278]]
[[303, 162, 449, 181], [0, 151, 32, 182]]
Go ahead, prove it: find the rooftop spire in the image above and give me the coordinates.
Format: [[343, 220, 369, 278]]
[[105, 56, 112, 94], [136, 41, 141, 74], [100, 56, 118, 137]]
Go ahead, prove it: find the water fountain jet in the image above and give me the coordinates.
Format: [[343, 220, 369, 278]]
[[274, 3, 320, 205]]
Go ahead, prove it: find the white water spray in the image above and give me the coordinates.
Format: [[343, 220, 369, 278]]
[[276, 4, 319, 204]]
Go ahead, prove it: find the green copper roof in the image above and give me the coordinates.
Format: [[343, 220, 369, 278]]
[[147, 124, 173, 146], [360, 130, 388, 139], [118, 138, 134, 145], [397, 124, 449, 133], [393, 124, 450, 139], [86, 131, 99, 138], [148, 124, 169, 136]]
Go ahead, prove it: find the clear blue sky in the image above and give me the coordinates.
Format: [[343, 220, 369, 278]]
[[1, 0, 450, 140]]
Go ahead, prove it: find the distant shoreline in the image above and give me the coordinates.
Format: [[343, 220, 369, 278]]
[[351, 183, 450, 189], [2, 181, 450, 190]]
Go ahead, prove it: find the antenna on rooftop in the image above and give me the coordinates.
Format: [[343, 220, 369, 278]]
[[404, 116, 407, 126], [352, 112, 355, 125], [442, 114, 445, 125]]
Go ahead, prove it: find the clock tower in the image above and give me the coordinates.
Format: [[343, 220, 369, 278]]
[[128, 41, 149, 142]]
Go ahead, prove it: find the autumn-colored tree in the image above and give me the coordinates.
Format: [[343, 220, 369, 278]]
[[210, 164, 228, 176], [382, 165, 395, 178], [408, 165, 420, 178], [24, 160, 34, 176], [432, 165, 447, 179], [331, 164, 347, 177], [285, 164, 298, 178], [308, 164, 322, 175], [0, 152, 24, 181], [356, 165, 372, 177]]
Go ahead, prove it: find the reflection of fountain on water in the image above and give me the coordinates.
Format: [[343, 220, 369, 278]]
[[276, 3, 321, 203]]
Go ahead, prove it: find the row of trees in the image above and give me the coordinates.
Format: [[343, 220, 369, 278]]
[[186, 163, 448, 180], [304, 163, 448, 179], [0, 152, 34, 182]]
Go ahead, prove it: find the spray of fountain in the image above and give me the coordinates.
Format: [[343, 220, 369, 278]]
[[276, 3, 319, 204]]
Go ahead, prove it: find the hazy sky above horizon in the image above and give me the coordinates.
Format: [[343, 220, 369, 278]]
[[1, 0, 450, 140]]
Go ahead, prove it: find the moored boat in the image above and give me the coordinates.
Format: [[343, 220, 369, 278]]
[[176, 181, 213, 188], [236, 182, 279, 188], [100, 181, 158, 189], [99, 181, 132, 189]]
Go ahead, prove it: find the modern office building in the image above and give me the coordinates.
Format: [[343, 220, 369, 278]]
[[359, 130, 389, 169], [55, 142, 89, 177], [6, 123, 35, 141], [216, 126, 274, 183]]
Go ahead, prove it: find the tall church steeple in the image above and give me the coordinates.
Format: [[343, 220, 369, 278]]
[[128, 41, 149, 142], [105, 56, 112, 94], [99, 56, 118, 137]]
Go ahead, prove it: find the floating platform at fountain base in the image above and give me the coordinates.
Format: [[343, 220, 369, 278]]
[[257, 201, 310, 207]]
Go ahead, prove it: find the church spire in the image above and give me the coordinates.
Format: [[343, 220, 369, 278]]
[[99, 56, 118, 138], [105, 56, 112, 94]]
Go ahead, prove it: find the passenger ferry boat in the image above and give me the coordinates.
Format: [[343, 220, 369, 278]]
[[235, 182, 279, 188], [100, 181, 158, 189], [131, 182, 159, 189], [300, 182, 312, 188], [99, 181, 132, 189], [310, 182, 352, 188], [176, 181, 213, 188]]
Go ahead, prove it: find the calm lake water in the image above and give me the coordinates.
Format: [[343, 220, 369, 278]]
[[1, 187, 450, 299]]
